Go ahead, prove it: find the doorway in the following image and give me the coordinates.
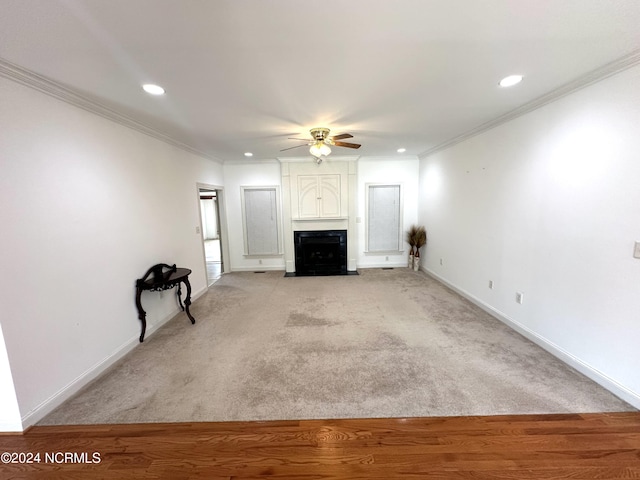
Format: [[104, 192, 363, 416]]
[[199, 187, 225, 286]]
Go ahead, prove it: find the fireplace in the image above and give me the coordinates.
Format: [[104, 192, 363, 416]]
[[294, 230, 347, 276]]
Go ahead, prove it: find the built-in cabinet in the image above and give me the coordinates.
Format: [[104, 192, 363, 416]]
[[280, 159, 358, 272], [297, 174, 341, 218]]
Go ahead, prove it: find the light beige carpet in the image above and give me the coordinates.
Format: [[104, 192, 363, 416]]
[[40, 269, 633, 425]]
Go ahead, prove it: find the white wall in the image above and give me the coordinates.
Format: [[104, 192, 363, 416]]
[[418, 64, 640, 407], [0, 324, 22, 431], [357, 157, 420, 268], [0, 77, 224, 428], [222, 161, 285, 271]]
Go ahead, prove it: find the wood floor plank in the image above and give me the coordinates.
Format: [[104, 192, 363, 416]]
[[0, 413, 639, 479]]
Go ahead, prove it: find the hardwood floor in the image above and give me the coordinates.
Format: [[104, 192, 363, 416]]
[[1, 413, 639, 479]]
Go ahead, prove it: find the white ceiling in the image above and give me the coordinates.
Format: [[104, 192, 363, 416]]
[[1, 0, 639, 163]]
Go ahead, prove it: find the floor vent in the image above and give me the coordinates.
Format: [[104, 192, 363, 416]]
[[382, 267, 394, 270]]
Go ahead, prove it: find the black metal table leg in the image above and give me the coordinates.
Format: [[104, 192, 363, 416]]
[[182, 278, 196, 324], [135, 286, 147, 342], [176, 282, 185, 311]]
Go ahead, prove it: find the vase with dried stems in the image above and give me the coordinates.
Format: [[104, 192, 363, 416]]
[[413, 226, 427, 271], [405, 225, 419, 269]]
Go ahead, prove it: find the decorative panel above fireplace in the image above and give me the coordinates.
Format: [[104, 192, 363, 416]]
[[297, 174, 341, 218], [294, 230, 347, 276]]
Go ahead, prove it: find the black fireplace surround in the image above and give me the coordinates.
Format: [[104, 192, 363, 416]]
[[294, 230, 347, 276]]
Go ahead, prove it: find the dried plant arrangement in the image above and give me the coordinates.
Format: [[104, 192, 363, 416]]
[[414, 226, 427, 250], [410, 225, 427, 271], [406, 225, 419, 268]]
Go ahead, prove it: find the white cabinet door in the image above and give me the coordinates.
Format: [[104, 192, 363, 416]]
[[298, 175, 320, 218], [319, 175, 341, 217]]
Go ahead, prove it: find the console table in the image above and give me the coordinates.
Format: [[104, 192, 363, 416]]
[[135, 263, 196, 342]]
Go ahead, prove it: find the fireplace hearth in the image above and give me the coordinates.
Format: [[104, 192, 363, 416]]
[[293, 230, 347, 276]]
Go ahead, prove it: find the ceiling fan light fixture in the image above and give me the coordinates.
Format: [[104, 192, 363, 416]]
[[309, 142, 331, 157], [282, 127, 358, 159]]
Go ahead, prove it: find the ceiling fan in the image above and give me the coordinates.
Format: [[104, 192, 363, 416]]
[[281, 128, 361, 163]]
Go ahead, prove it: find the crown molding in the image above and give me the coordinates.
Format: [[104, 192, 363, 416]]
[[277, 154, 360, 163], [419, 49, 640, 159], [223, 158, 281, 166], [359, 155, 419, 162], [0, 57, 222, 164]]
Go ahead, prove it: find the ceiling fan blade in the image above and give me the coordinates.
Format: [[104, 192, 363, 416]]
[[280, 144, 308, 152], [331, 133, 353, 140], [333, 141, 361, 149]]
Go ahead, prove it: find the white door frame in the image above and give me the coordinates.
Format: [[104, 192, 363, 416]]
[[197, 183, 230, 284]]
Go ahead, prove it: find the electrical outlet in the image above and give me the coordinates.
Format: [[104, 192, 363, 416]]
[[259, 259, 263, 265], [195, 226, 201, 234], [440, 258, 443, 266], [488, 280, 494, 289], [385, 256, 389, 261], [634, 241, 640, 259], [516, 292, 524, 304]]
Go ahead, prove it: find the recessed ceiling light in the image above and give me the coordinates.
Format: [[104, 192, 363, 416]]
[[142, 84, 165, 95], [397, 148, 406, 153], [499, 75, 523, 87], [244, 152, 253, 157]]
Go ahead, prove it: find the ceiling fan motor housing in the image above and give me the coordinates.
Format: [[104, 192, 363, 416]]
[[310, 127, 330, 142]]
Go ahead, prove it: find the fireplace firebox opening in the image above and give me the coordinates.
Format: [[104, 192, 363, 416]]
[[293, 230, 347, 276]]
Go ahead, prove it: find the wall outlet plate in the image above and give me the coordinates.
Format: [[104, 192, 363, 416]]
[[516, 292, 524, 304], [489, 280, 494, 289], [634, 241, 640, 259]]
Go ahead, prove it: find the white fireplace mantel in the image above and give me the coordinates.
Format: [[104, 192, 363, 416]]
[[279, 157, 358, 273]]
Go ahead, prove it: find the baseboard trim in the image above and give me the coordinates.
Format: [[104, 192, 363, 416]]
[[229, 266, 286, 272], [20, 336, 142, 429], [357, 263, 411, 269], [20, 287, 208, 429], [423, 267, 640, 409]]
